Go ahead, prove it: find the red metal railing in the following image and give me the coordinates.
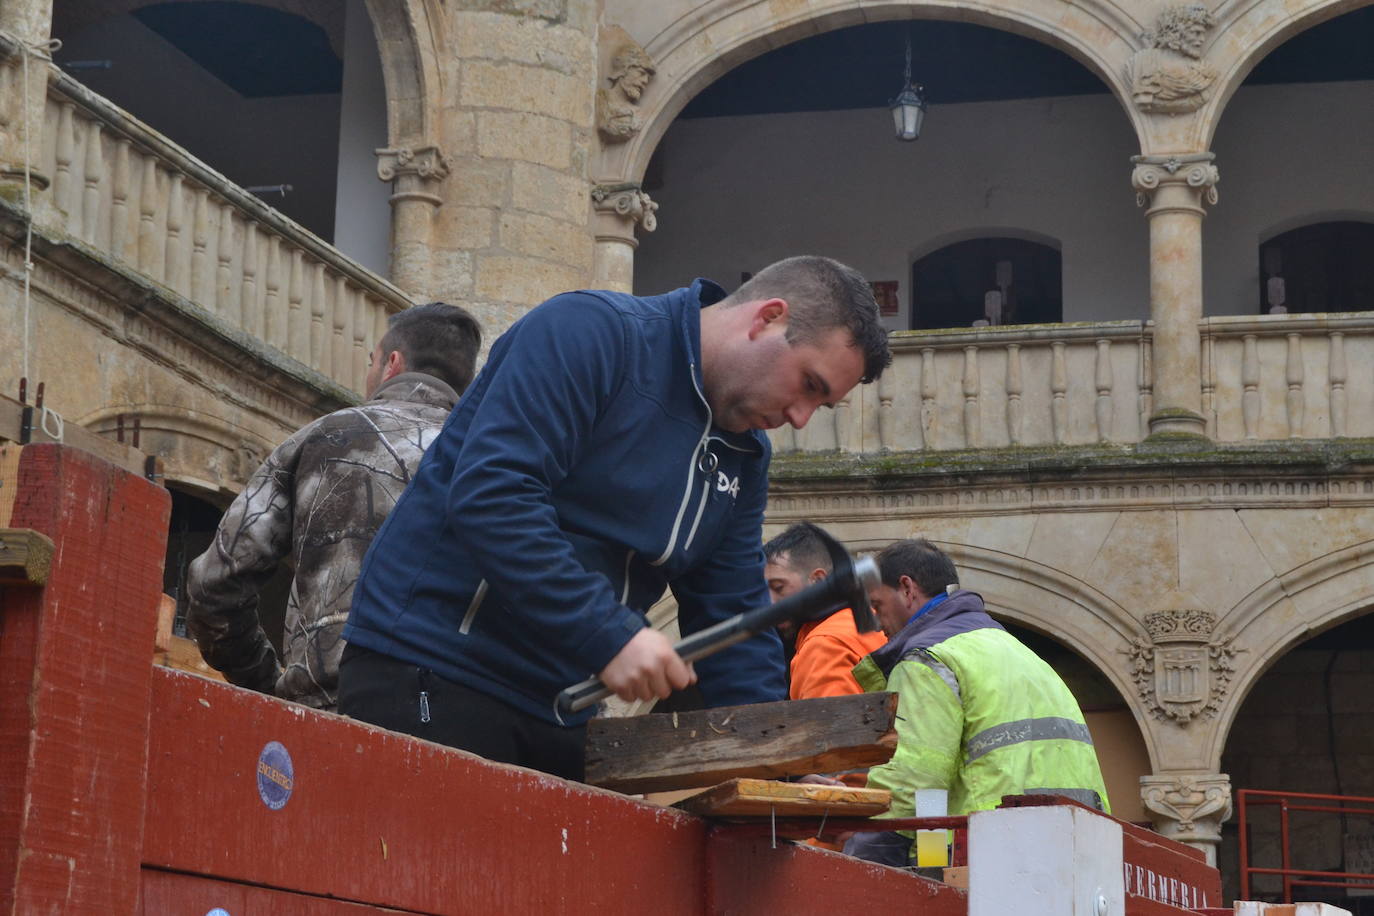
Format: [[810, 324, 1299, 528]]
[[1238, 788, 1374, 902]]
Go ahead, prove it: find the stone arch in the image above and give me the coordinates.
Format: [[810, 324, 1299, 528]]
[[1257, 210, 1374, 246], [79, 404, 276, 496], [363, 0, 443, 147], [907, 226, 1062, 266], [1203, 538, 1374, 769], [1198, 0, 1374, 150], [597, 0, 1146, 184]]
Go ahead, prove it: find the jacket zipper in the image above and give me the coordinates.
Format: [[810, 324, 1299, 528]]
[[651, 362, 714, 567], [458, 579, 488, 634]]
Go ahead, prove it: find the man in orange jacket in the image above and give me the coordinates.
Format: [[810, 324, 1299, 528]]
[[764, 522, 887, 699]]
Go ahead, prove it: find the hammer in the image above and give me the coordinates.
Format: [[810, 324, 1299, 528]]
[[556, 531, 880, 716]]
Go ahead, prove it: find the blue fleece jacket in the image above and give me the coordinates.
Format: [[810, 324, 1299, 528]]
[[343, 279, 787, 724]]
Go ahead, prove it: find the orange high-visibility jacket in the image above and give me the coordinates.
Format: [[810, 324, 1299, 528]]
[[789, 609, 888, 699]]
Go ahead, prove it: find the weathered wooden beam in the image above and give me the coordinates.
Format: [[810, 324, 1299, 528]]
[[0, 527, 55, 586], [585, 692, 898, 795], [674, 778, 890, 818]]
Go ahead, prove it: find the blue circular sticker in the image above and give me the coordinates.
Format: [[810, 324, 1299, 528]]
[[256, 741, 294, 811], [206, 909, 231, 916]]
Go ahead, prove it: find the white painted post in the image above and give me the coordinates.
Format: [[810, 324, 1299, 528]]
[[968, 805, 1124, 916]]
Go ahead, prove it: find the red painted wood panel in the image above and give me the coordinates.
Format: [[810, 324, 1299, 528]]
[[143, 670, 710, 915], [0, 444, 169, 914], [705, 832, 968, 915], [141, 869, 426, 914]]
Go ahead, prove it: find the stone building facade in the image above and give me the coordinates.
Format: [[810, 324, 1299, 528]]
[[2, 0, 1373, 899]]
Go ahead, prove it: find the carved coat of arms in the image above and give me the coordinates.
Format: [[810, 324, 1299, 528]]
[[1123, 610, 1240, 723]]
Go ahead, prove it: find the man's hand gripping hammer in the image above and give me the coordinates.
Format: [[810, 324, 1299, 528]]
[[556, 532, 881, 717]]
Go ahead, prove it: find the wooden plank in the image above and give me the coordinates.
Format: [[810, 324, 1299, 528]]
[[673, 778, 890, 818], [585, 692, 898, 794], [153, 634, 227, 683], [0, 528, 54, 586]]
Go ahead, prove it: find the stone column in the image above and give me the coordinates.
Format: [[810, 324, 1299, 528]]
[[592, 182, 657, 292], [1131, 153, 1219, 438], [0, 0, 55, 188], [376, 144, 451, 299], [1140, 772, 1232, 867]]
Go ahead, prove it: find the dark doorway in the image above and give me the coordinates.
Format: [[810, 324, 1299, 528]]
[[911, 237, 1063, 330], [1258, 222, 1374, 314]]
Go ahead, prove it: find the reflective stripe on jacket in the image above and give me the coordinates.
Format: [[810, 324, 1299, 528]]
[[853, 590, 1109, 845]]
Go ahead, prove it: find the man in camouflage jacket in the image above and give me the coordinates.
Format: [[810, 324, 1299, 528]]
[[186, 303, 480, 711]]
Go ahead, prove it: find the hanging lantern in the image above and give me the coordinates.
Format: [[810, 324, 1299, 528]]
[[889, 34, 927, 141]]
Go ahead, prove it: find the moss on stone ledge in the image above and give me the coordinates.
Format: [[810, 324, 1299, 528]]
[[769, 438, 1374, 483]]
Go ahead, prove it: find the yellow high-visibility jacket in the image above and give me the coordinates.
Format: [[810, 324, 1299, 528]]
[[850, 590, 1109, 862]]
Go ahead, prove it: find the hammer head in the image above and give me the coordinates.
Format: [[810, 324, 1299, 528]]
[[810, 527, 880, 634]]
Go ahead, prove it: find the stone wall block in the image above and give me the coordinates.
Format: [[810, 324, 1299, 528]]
[[453, 11, 591, 76], [461, 61, 592, 122], [477, 111, 571, 169], [450, 0, 566, 19], [447, 159, 512, 208], [475, 254, 584, 306], [511, 162, 589, 224], [499, 211, 592, 269], [430, 249, 475, 303], [437, 205, 498, 250]]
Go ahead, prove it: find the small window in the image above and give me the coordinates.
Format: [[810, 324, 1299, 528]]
[[911, 237, 1063, 330], [1259, 221, 1374, 314]]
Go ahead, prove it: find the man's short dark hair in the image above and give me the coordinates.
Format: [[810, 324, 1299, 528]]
[[723, 256, 892, 384], [763, 522, 834, 576], [876, 538, 958, 597], [380, 302, 482, 395]]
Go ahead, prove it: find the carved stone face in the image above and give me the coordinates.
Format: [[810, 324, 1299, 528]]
[[1181, 20, 1207, 58], [618, 64, 651, 101]]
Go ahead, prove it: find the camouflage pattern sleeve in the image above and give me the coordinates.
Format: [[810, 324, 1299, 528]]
[[185, 432, 304, 693]]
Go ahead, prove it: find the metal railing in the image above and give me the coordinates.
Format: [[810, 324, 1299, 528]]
[[1238, 788, 1374, 902]]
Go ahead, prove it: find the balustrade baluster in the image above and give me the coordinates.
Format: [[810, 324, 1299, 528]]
[[962, 346, 980, 448], [920, 347, 937, 449], [264, 237, 285, 349], [1329, 331, 1347, 438], [1138, 336, 1153, 439], [1200, 333, 1216, 438], [1005, 344, 1022, 445], [287, 250, 306, 360], [0, 64, 11, 150], [311, 263, 329, 374], [832, 395, 851, 452], [190, 189, 210, 305], [1241, 334, 1260, 439], [877, 364, 893, 451], [136, 159, 162, 276], [53, 102, 75, 219], [109, 139, 131, 260], [217, 205, 237, 323], [1051, 341, 1067, 445], [80, 121, 102, 243], [1286, 332, 1304, 438], [1094, 339, 1113, 442], [165, 174, 185, 292], [352, 286, 369, 392], [241, 221, 260, 337], [333, 275, 351, 387]]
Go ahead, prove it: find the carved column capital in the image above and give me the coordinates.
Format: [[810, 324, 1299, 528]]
[[1120, 603, 1243, 725], [1140, 772, 1232, 865], [592, 182, 659, 237], [376, 145, 452, 206], [1131, 153, 1219, 211]]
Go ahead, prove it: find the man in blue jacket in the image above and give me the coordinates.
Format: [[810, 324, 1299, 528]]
[[339, 256, 891, 779]]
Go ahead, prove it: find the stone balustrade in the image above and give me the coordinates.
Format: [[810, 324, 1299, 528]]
[[1202, 313, 1374, 441], [771, 321, 1153, 454], [31, 69, 412, 394]]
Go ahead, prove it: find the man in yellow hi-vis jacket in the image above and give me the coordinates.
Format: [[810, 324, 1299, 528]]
[[843, 538, 1109, 866]]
